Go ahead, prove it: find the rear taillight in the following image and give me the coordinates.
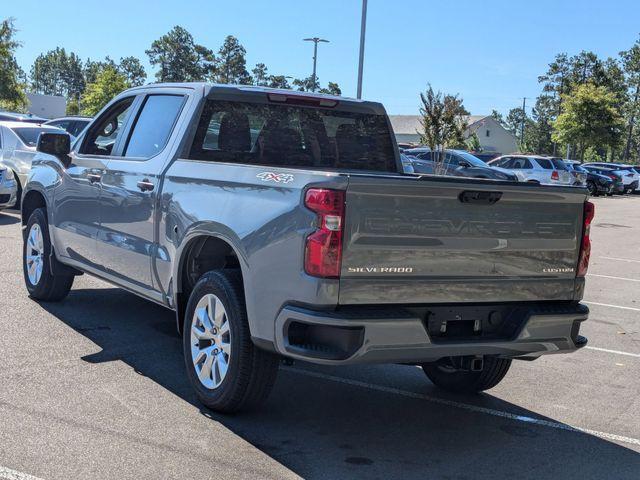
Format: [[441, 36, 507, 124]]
[[304, 189, 345, 278], [551, 170, 560, 181], [577, 201, 595, 277]]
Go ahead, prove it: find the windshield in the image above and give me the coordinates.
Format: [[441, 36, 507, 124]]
[[13, 127, 65, 147]]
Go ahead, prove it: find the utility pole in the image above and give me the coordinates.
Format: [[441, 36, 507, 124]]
[[520, 97, 527, 148], [303, 37, 329, 92], [356, 0, 368, 99]]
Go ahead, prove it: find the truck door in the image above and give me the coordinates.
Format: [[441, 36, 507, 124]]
[[96, 93, 187, 295], [51, 96, 136, 269]]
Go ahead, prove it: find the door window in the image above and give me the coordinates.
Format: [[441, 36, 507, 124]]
[[80, 97, 135, 156], [123, 95, 185, 158]]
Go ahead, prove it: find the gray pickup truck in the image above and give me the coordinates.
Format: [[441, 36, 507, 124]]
[[22, 83, 593, 412]]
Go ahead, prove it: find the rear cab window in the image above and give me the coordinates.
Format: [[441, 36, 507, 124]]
[[188, 99, 397, 172]]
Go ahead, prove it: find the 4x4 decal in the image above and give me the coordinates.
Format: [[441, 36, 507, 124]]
[[256, 172, 294, 184]]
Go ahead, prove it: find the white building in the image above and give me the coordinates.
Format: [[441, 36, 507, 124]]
[[26, 93, 67, 119], [388, 114, 519, 155]]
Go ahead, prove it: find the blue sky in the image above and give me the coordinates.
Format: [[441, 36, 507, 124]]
[[5, 0, 640, 115]]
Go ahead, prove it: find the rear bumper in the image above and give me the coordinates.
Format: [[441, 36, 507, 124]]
[[273, 302, 589, 365]]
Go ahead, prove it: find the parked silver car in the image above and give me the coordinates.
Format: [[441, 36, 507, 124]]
[[0, 163, 18, 209], [0, 121, 70, 206], [488, 155, 573, 185]]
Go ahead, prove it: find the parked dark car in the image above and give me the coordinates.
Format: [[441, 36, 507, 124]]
[[581, 165, 624, 195], [403, 148, 517, 181], [44, 116, 92, 138], [565, 161, 612, 196], [0, 112, 46, 124]]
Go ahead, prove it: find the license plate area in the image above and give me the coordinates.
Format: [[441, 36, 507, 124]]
[[424, 305, 527, 343]]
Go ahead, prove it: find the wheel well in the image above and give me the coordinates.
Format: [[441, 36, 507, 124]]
[[21, 190, 46, 226], [175, 236, 243, 333]]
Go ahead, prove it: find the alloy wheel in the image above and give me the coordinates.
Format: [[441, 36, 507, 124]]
[[25, 224, 44, 286], [190, 293, 232, 389]]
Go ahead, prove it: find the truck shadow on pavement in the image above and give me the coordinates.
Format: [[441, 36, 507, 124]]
[[0, 212, 20, 225], [40, 286, 640, 480]]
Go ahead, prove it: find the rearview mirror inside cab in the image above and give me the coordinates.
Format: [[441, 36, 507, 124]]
[[37, 132, 71, 167]]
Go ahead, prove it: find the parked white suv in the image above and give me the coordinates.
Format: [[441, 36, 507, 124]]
[[488, 155, 573, 185], [583, 163, 640, 193]]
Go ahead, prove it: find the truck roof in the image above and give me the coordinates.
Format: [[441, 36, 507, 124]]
[[125, 82, 386, 113]]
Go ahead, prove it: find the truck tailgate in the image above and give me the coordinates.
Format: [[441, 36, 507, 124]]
[[339, 175, 587, 305]]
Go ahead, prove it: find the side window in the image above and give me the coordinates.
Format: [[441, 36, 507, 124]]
[[445, 153, 460, 166], [536, 158, 553, 170], [80, 97, 135, 156], [50, 120, 70, 132], [123, 95, 185, 158], [496, 157, 512, 168]]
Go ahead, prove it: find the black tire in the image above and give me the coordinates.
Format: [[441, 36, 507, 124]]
[[13, 173, 22, 210], [23, 208, 74, 301], [183, 270, 279, 413], [421, 356, 512, 393], [586, 181, 597, 196]]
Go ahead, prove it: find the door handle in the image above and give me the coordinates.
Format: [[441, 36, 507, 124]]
[[137, 179, 155, 192], [458, 190, 502, 205], [87, 173, 102, 184]]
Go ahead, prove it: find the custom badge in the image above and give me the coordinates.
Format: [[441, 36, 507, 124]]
[[256, 172, 295, 184]]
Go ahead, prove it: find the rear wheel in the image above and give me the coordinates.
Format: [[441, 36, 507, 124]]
[[183, 270, 279, 413], [421, 356, 512, 393], [23, 208, 74, 301], [586, 181, 597, 196]]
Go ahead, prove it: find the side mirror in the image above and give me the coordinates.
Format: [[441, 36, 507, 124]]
[[459, 160, 471, 168], [37, 132, 71, 167]]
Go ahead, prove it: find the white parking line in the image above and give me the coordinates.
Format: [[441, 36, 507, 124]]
[[588, 273, 640, 283], [0, 466, 44, 480], [284, 367, 640, 447], [585, 346, 640, 358], [600, 256, 640, 264], [583, 301, 640, 312]]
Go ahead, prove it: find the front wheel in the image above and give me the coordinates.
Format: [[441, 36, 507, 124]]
[[421, 356, 512, 393], [183, 270, 280, 413], [586, 181, 597, 196], [23, 208, 74, 301]]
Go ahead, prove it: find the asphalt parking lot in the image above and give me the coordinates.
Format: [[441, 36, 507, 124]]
[[0, 195, 639, 480]]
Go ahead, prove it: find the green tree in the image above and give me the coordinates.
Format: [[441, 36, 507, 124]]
[[84, 57, 117, 84], [293, 75, 320, 92], [214, 36, 251, 84], [118, 56, 146, 87], [552, 83, 624, 159], [319, 81, 341, 96], [490, 109, 505, 126], [466, 132, 482, 152], [267, 75, 291, 89], [620, 35, 640, 161], [0, 18, 28, 111], [146, 26, 215, 82], [417, 84, 468, 172], [583, 146, 602, 163], [81, 66, 129, 116], [251, 63, 269, 86], [31, 48, 85, 104]]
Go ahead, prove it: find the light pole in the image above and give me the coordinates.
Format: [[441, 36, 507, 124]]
[[303, 37, 329, 92], [357, 0, 368, 99]]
